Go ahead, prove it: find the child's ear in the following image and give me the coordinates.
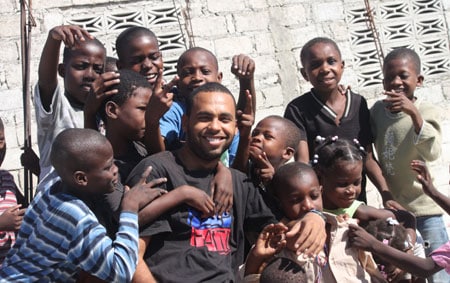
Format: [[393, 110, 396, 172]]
[[282, 146, 295, 161], [341, 60, 345, 69], [217, 72, 223, 83], [300, 68, 309, 81], [73, 171, 88, 186], [416, 74, 424, 87], [57, 63, 65, 78], [105, 101, 119, 119]]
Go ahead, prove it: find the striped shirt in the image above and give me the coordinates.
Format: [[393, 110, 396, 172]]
[[0, 181, 139, 282], [0, 170, 19, 264]]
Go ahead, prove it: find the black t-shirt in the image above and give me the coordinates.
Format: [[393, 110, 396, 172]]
[[126, 151, 276, 283], [284, 89, 373, 159]]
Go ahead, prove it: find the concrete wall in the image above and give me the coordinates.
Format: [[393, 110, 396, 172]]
[[1, 0, 450, 197]]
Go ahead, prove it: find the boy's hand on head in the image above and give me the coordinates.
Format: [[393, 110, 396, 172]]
[[383, 90, 417, 115], [122, 166, 168, 212], [211, 163, 233, 216], [411, 159, 436, 197], [253, 223, 288, 258], [348, 223, 378, 252], [236, 90, 254, 133], [49, 25, 93, 47], [231, 54, 255, 80], [285, 212, 326, 257], [0, 205, 25, 231], [180, 185, 215, 218], [84, 72, 120, 115]]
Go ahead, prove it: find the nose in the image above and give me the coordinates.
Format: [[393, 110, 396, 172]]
[[251, 133, 262, 143], [301, 199, 315, 212], [191, 69, 203, 81], [141, 57, 152, 70], [84, 67, 97, 81], [208, 118, 221, 131], [111, 163, 119, 176], [345, 185, 355, 195]]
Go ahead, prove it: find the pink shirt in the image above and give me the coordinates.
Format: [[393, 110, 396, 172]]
[[431, 241, 450, 274]]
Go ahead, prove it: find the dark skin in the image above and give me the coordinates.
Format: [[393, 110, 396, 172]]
[[297, 42, 402, 209], [349, 224, 442, 279]]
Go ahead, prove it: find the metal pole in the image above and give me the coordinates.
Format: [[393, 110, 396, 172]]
[[20, 0, 36, 206]]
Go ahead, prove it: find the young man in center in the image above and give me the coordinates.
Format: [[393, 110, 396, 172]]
[[126, 82, 327, 282]]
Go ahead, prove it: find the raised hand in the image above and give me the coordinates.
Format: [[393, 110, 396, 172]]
[[383, 90, 417, 115], [253, 223, 288, 258], [147, 71, 178, 122], [231, 54, 255, 79], [252, 152, 275, 185], [49, 25, 93, 47], [236, 90, 254, 133]]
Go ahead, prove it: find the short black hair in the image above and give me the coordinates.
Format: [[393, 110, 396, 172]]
[[115, 27, 158, 60], [260, 257, 307, 283], [300, 37, 341, 67], [260, 115, 301, 150], [62, 37, 105, 63], [176, 47, 219, 73], [185, 82, 235, 116], [384, 47, 421, 74], [105, 56, 118, 72], [271, 162, 316, 199], [50, 128, 109, 177], [100, 69, 152, 122]]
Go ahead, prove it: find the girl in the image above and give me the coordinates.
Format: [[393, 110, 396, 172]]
[[313, 136, 396, 224]]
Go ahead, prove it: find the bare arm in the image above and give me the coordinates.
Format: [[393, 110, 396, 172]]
[[294, 140, 309, 163], [38, 26, 93, 111], [232, 90, 254, 173], [138, 185, 214, 226], [354, 204, 395, 223], [349, 224, 442, 278], [131, 237, 157, 283], [412, 160, 450, 215], [232, 54, 256, 114]]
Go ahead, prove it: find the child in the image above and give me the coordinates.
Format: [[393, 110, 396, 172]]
[[284, 37, 399, 208], [243, 162, 379, 282], [35, 25, 106, 190], [233, 115, 301, 189], [349, 160, 450, 280], [313, 137, 395, 222], [0, 118, 25, 265], [364, 218, 419, 282], [97, 69, 152, 182], [370, 47, 449, 283], [114, 26, 176, 156], [0, 128, 167, 282]]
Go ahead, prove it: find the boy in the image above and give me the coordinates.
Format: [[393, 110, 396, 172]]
[[233, 115, 301, 188], [283, 37, 400, 209], [370, 47, 448, 283], [0, 118, 25, 264], [35, 25, 106, 190], [0, 128, 167, 282]]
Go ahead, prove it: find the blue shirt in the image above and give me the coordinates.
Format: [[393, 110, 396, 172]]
[[0, 181, 139, 282]]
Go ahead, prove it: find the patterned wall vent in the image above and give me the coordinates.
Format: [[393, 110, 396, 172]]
[[346, 0, 450, 88], [66, 4, 187, 77]]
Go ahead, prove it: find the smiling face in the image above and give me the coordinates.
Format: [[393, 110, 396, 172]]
[[249, 117, 291, 169], [117, 35, 163, 86], [277, 172, 323, 220], [383, 57, 423, 100], [60, 41, 105, 107], [177, 49, 223, 97], [301, 42, 344, 95], [183, 90, 236, 162], [320, 159, 362, 210]]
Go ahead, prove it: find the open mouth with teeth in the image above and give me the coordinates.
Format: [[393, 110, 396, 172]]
[[145, 73, 158, 82]]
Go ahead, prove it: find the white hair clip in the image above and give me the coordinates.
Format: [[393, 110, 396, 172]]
[[386, 217, 399, 226]]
